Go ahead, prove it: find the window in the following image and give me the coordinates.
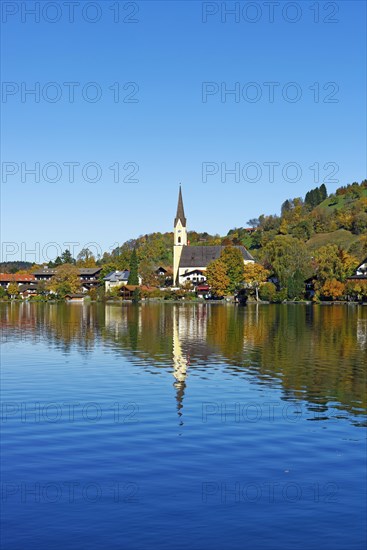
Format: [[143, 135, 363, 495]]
[[178, 237, 181, 243]]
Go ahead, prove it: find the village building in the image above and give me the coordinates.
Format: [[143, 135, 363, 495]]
[[348, 257, 367, 280], [33, 267, 102, 292], [173, 187, 255, 286], [0, 273, 37, 289], [103, 270, 143, 292]]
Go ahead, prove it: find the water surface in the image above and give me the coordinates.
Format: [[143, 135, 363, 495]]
[[1, 303, 366, 549]]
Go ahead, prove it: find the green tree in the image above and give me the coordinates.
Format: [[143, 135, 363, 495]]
[[259, 282, 277, 302], [61, 249, 75, 264], [287, 269, 305, 300], [319, 184, 328, 201], [132, 287, 141, 303], [262, 235, 310, 292], [128, 248, 139, 285], [220, 246, 245, 292]]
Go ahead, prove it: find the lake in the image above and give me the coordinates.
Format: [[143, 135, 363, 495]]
[[1, 302, 366, 550]]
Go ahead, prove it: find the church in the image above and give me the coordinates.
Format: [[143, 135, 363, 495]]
[[173, 187, 255, 286]]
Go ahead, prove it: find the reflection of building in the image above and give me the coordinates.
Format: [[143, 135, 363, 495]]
[[172, 306, 188, 422], [172, 304, 209, 422], [173, 187, 255, 285]]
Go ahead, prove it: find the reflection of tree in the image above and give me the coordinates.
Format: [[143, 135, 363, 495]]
[[1, 302, 366, 422]]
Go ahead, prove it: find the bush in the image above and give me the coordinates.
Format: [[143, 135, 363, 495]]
[[259, 282, 277, 302], [273, 289, 288, 303]]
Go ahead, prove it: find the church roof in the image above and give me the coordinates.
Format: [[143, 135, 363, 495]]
[[174, 187, 186, 227], [179, 246, 254, 268]]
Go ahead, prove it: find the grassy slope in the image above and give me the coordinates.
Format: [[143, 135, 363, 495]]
[[305, 189, 366, 256], [306, 229, 361, 251], [317, 188, 367, 211]]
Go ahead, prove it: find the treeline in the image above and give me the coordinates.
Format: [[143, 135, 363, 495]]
[[4, 180, 367, 301], [0, 261, 34, 273]]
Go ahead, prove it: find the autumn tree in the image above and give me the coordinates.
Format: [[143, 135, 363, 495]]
[[345, 279, 367, 302], [321, 279, 345, 301], [7, 283, 19, 298], [243, 263, 269, 301], [313, 245, 357, 288], [77, 248, 97, 267], [47, 264, 81, 297], [206, 259, 230, 297]]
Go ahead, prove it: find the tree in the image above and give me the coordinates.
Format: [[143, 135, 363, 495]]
[[61, 249, 75, 264], [132, 287, 141, 303], [128, 248, 139, 285], [7, 283, 19, 298], [206, 259, 230, 297], [259, 282, 277, 302], [281, 199, 292, 216], [321, 279, 345, 301], [313, 245, 357, 288], [243, 263, 269, 301], [319, 184, 328, 201], [287, 269, 305, 300], [345, 279, 367, 302], [47, 264, 81, 297], [262, 235, 310, 291], [220, 247, 245, 292], [77, 248, 96, 267], [247, 218, 260, 228]]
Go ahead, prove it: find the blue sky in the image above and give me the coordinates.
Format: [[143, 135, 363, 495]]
[[1, 0, 366, 262]]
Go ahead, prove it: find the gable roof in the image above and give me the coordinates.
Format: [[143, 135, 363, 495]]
[[0, 274, 36, 282], [33, 267, 101, 277], [179, 245, 254, 268], [104, 270, 130, 282], [356, 257, 367, 270]]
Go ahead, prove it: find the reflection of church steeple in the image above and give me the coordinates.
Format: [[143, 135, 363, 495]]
[[172, 306, 188, 424]]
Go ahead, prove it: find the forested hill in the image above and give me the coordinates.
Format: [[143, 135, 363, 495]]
[[5, 181, 366, 283], [98, 180, 367, 277]]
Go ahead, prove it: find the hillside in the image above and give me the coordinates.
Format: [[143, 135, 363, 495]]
[[306, 229, 362, 253]]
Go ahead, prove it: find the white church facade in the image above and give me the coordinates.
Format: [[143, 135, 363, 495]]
[[173, 187, 255, 286]]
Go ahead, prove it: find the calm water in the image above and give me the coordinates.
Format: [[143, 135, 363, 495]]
[[1, 302, 366, 550]]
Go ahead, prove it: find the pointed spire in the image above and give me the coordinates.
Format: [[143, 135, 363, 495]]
[[174, 185, 186, 227]]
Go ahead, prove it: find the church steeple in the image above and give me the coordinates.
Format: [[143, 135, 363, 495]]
[[174, 185, 186, 227], [173, 186, 187, 285]]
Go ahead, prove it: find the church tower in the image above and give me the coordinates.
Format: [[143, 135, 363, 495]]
[[173, 186, 187, 285]]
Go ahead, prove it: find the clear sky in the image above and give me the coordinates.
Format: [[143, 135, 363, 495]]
[[1, 0, 366, 263]]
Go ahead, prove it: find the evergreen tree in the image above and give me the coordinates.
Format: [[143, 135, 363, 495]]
[[61, 249, 75, 264], [128, 248, 139, 285], [319, 183, 328, 201], [281, 199, 292, 216]]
